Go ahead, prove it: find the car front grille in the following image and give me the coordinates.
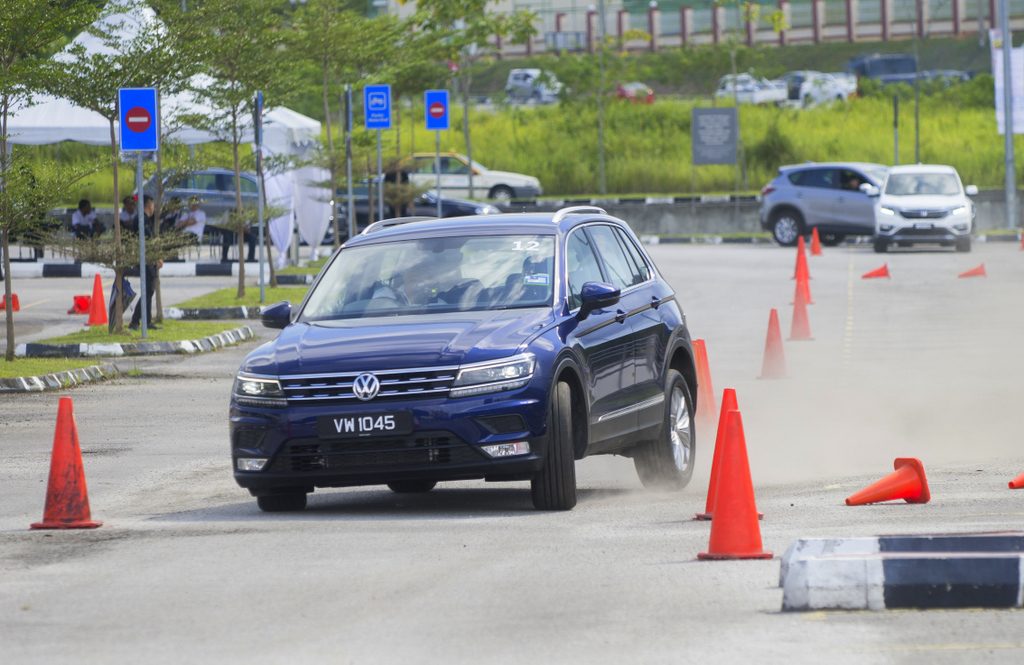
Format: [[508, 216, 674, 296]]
[[279, 365, 459, 404], [899, 209, 948, 219], [894, 226, 955, 237], [268, 434, 485, 473]]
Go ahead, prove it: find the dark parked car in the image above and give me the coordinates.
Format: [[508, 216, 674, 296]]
[[231, 207, 698, 512]]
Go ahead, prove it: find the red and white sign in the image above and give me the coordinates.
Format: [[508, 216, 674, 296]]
[[125, 106, 152, 133], [429, 101, 446, 119]]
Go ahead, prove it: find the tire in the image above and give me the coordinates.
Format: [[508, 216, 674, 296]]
[[820, 233, 844, 247], [257, 491, 307, 512], [387, 480, 437, 493], [488, 185, 514, 203], [633, 370, 695, 491], [531, 382, 577, 511], [770, 208, 804, 247], [873, 237, 889, 253], [956, 237, 972, 253]]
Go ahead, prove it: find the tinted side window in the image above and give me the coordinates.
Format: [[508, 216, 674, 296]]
[[789, 169, 837, 189], [838, 169, 867, 192], [566, 230, 605, 310], [613, 228, 651, 283], [240, 177, 259, 195], [192, 173, 219, 191], [588, 225, 640, 290]]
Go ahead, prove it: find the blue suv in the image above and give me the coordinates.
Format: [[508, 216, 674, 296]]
[[230, 207, 698, 511]]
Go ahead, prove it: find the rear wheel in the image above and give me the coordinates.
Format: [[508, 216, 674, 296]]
[[873, 237, 889, 253], [770, 209, 804, 247], [387, 480, 437, 493], [257, 491, 307, 512], [633, 370, 695, 491], [956, 237, 972, 253], [531, 382, 577, 511]]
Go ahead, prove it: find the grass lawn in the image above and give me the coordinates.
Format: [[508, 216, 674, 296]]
[[174, 286, 308, 309], [39, 320, 244, 345], [277, 257, 329, 276], [0, 358, 110, 379]]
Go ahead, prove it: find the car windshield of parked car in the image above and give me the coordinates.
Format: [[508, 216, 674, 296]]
[[300, 235, 555, 321], [884, 173, 961, 196]]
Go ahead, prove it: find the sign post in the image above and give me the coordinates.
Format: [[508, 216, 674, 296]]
[[364, 84, 392, 222], [118, 88, 159, 339], [424, 90, 450, 218], [253, 91, 265, 305]]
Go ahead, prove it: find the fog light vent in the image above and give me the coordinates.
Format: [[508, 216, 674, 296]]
[[481, 441, 531, 458], [236, 458, 268, 472]]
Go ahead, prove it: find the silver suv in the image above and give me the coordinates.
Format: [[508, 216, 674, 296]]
[[872, 164, 976, 253], [146, 167, 259, 224], [759, 162, 888, 246]]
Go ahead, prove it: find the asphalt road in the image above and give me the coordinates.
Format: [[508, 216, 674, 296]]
[[2, 242, 1023, 664]]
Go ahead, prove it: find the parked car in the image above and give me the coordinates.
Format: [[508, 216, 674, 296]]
[[781, 71, 857, 107], [403, 152, 542, 202], [616, 81, 655, 104], [872, 164, 976, 253], [231, 207, 698, 512], [759, 162, 889, 246], [330, 186, 500, 241], [146, 167, 259, 224], [505, 68, 562, 104], [848, 53, 918, 85], [715, 74, 787, 105]]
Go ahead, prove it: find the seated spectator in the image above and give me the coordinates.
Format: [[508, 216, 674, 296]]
[[175, 196, 207, 239], [119, 196, 137, 230], [71, 199, 105, 239], [160, 197, 184, 234]]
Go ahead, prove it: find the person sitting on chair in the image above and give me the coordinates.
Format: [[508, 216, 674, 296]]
[[71, 199, 105, 239]]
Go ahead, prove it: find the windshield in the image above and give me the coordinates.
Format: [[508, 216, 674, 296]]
[[864, 166, 888, 183], [301, 234, 555, 321], [884, 173, 961, 196]]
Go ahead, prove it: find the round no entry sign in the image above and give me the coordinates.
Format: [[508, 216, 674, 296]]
[[429, 101, 446, 119], [125, 106, 152, 133]]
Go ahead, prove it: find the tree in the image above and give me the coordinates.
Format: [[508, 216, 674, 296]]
[[0, 0, 97, 360], [171, 0, 292, 298], [410, 1, 536, 199]]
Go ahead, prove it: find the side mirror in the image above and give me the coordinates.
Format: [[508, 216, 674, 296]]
[[261, 301, 292, 329], [859, 183, 880, 197], [577, 282, 620, 320], [965, 185, 979, 196]]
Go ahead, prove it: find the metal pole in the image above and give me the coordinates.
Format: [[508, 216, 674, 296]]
[[136, 153, 147, 339], [435, 130, 442, 218], [344, 86, 354, 240], [596, 0, 607, 195], [913, 31, 920, 163], [893, 95, 899, 165], [376, 129, 384, 221], [1000, 0, 1017, 230], [256, 147, 265, 304]]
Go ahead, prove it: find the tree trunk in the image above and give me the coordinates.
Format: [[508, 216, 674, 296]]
[[2, 229, 14, 361], [461, 68, 474, 199], [232, 111, 245, 298], [322, 62, 340, 251], [109, 119, 124, 333], [153, 147, 163, 323]]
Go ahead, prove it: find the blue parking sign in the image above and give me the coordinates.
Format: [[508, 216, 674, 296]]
[[118, 88, 159, 152], [364, 84, 391, 130], [424, 90, 450, 131]]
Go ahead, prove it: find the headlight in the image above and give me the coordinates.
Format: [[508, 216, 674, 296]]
[[949, 205, 969, 217], [450, 353, 535, 398], [475, 205, 500, 214], [879, 206, 897, 216], [234, 373, 287, 407]]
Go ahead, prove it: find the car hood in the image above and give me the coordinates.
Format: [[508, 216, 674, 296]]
[[485, 169, 538, 185], [880, 195, 964, 210], [242, 309, 554, 376]]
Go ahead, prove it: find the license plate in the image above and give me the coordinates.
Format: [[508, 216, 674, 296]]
[[914, 222, 933, 230], [317, 412, 413, 439]]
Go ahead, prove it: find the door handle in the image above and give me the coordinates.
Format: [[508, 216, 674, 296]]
[[615, 309, 627, 323], [650, 295, 661, 309]]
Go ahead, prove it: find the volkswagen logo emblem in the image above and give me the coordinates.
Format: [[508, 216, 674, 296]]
[[352, 373, 380, 401]]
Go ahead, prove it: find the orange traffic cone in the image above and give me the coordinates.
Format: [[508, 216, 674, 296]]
[[810, 228, 823, 256], [695, 388, 739, 521], [87, 274, 107, 326], [958, 263, 986, 278], [793, 236, 811, 281], [862, 263, 890, 279], [698, 410, 772, 560], [0, 293, 19, 312], [30, 397, 102, 530], [693, 339, 717, 428], [1009, 472, 1024, 490], [759, 308, 786, 379], [792, 270, 813, 305], [788, 286, 813, 341], [845, 458, 931, 506]]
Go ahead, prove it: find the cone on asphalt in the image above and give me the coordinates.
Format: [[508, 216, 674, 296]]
[[862, 263, 890, 279], [810, 228, 823, 256], [793, 236, 810, 281], [788, 285, 813, 341], [792, 270, 813, 305], [693, 339, 717, 428], [695, 388, 739, 521], [759, 308, 786, 379], [845, 458, 931, 506], [698, 410, 772, 560], [30, 397, 102, 530], [87, 273, 107, 326], [1009, 472, 1024, 490], [0, 293, 19, 312], [958, 263, 986, 278]]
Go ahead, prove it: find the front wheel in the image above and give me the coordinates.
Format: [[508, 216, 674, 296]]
[[956, 237, 972, 253], [633, 370, 695, 491], [873, 237, 889, 253], [770, 209, 804, 247], [489, 185, 514, 203], [531, 382, 577, 510]]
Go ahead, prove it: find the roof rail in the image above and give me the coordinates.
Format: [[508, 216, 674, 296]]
[[361, 216, 437, 235], [550, 205, 607, 225]]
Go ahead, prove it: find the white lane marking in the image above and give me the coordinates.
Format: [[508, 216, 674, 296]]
[[17, 298, 50, 310]]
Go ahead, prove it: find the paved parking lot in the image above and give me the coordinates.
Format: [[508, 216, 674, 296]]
[[1, 242, 1022, 664]]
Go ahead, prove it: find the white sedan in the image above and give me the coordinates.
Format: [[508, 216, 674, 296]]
[[405, 152, 542, 202]]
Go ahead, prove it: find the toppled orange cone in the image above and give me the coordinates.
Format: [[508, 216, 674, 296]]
[[759, 308, 786, 379], [845, 458, 931, 506], [31, 397, 102, 530], [862, 263, 890, 279], [1009, 472, 1024, 490], [68, 295, 91, 315], [698, 410, 771, 560], [958, 263, 986, 279], [695, 388, 739, 521], [0, 293, 20, 312], [693, 339, 717, 428], [788, 285, 813, 341], [87, 274, 107, 326], [810, 228, 823, 256]]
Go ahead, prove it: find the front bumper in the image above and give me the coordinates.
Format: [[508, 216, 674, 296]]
[[876, 222, 970, 244], [230, 392, 547, 494], [511, 184, 542, 200]]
